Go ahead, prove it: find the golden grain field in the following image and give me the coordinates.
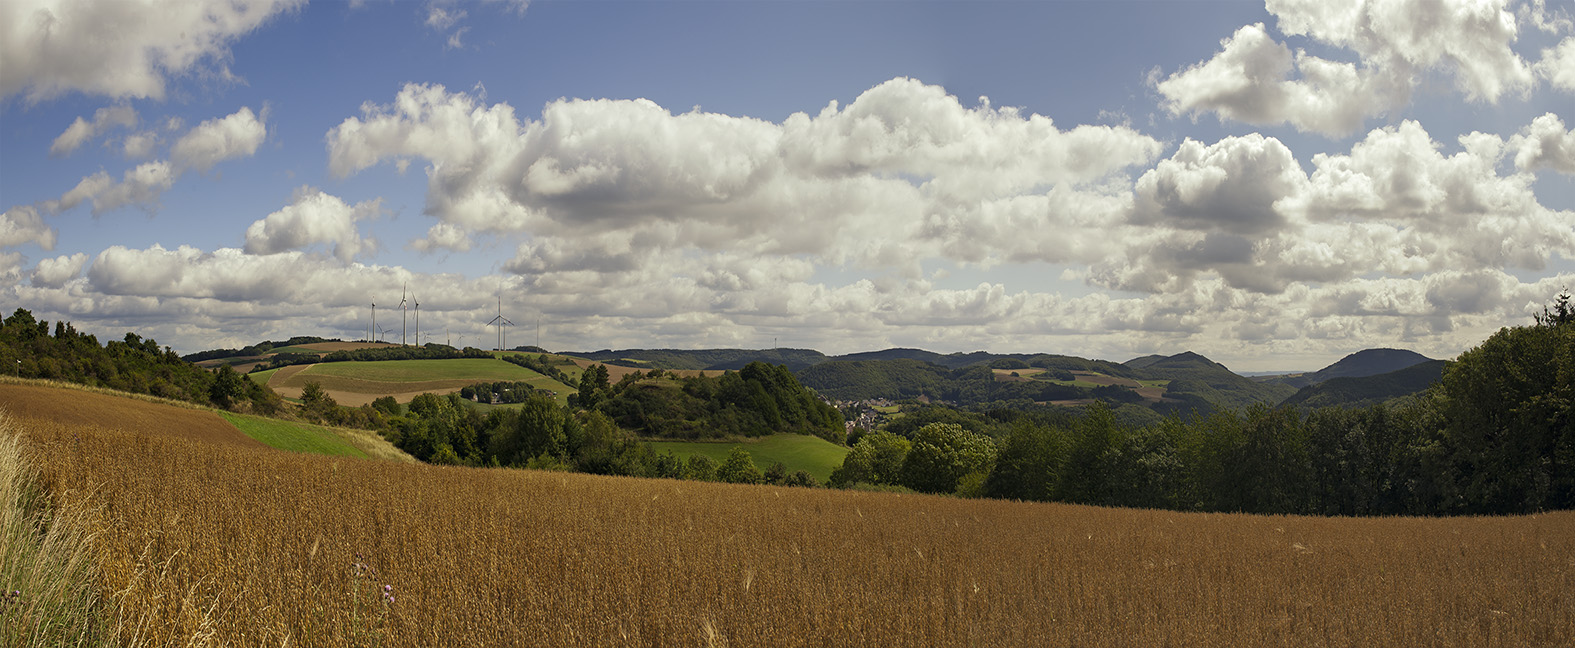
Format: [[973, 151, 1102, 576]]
[[6, 398, 1573, 647]]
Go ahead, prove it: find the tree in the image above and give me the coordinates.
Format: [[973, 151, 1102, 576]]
[[208, 364, 246, 410], [830, 431, 911, 488], [717, 446, 765, 484], [300, 381, 338, 422], [984, 419, 1070, 501], [684, 454, 718, 481], [576, 364, 611, 409], [1438, 301, 1575, 513], [899, 423, 997, 494]]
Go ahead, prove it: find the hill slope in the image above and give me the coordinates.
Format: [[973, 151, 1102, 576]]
[[1280, 360, 1448, 409], [1280, 348, 1435, 388], [1131, 352, 1298, 413]]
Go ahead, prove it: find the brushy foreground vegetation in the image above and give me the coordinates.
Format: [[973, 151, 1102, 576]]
[[7, 401, 1573, 647]]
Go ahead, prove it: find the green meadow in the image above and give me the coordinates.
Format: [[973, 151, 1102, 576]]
[[646, 433, 850, 483]]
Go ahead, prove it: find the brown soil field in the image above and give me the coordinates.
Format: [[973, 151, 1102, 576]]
[[991, 368, 1047, 382], [1070, 371, 1141, 388], [266, 368, 459, 407], [0, 383, 262, 449], [14, 405, 1572, 647]]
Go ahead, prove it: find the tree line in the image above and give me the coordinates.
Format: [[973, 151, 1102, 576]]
[[833, 296, 1574, 516], [1, 308, 283, 414], [575, 362, 846, 444]]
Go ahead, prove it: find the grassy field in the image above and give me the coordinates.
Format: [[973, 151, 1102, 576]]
[[219, 412, 368, 458], [8, 405, 1572, 647], [646, 434, 850, 483]]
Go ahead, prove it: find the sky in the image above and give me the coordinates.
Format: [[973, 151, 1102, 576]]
[[2, 0, 1573, 372]]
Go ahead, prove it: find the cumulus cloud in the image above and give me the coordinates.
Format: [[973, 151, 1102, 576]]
[[33, 106, 265, 217], [31, 253, 88, 288], [1508, 112, 1575, 173], [243, 189, 379, 261], [1088, 119, 1575, 296], [122, 131, 158, 159], [171, 106, 267, 172], [1160, 0, 1543, 137], [50, 161, 177, 215], [49, 105, 138, 156], [1537, 37, 1575, 91], [0, 205, 56, 250], [0, 0, 302, 102], [327, 77, 1162, 275], [1156, 23, 1403, 137]]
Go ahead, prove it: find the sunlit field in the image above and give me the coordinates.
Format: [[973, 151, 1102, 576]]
[[5, 392, 1570, 647]]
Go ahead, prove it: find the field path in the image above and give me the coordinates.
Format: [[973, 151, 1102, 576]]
[[0, 383, 262, 448]]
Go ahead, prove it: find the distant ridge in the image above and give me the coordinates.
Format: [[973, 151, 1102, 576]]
[[1281, 348, 1434, 389], [1280, 360, 1447, 409]]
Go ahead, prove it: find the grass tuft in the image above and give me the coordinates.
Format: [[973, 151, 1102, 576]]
[[0, 411, 110, 647]]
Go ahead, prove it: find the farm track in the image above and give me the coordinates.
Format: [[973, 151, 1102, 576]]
[[11, 402, 1574, 647]]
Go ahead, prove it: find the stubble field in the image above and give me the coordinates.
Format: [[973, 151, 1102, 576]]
[[4, 389, 1572, 647]]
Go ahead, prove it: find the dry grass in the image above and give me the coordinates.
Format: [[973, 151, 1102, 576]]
[[0, 412, 110, 647], [6, 398, 1570, 647], [0, 381, 262, 449]]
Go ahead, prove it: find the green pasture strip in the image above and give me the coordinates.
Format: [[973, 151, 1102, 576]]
[[306, 358, 548, 383], [219, 412, 368, 458], [247, 368, 279, 384], [647, 434, 849, 483], [1043, 379, 1107, 388], [1137, 380, 1172, 388]]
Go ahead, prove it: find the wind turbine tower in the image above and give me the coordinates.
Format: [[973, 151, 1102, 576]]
[[414, 293, 421, 348], [369, 301, 376, 344], [399, 283, 409, 346], [487, 295, 514, 351]]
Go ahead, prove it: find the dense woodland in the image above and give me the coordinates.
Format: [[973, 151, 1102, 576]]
[[576, 361, 845, 443], [0, 308, 282, 413]]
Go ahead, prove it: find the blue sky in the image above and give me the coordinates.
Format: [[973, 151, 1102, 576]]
[[2, 0, 1572, 371]]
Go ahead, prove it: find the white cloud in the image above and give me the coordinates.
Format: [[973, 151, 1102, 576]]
[[171, 106, 267, 172], [1508, 112, 1575, 173], [1161, 0, 1543, 137], [1132, 133, 1305, 234], [49, 105, 138, 156], [0, 205, 56, 250], [0, 0, 303, 102], [243, 189, 379, 261], [1268, 0, 1535, 102], [122, 131, 158, 159], [31, 253, 88, 288], [36, 107, 265, 217], [327, 78, 1162, 272], [51, 161, 177, 215], [411, 222, 472, 253], [1537, 37, 1575, 91], [1156, 23, 1403, 137]]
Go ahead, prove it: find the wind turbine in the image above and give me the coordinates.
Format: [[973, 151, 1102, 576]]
[[399, 282, 409, 346], [369, 301, 376, 344], [487, 294, 514, 352], [414, 293, 421, 348]]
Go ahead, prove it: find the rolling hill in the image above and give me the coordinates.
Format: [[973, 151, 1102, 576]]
[[1279, 348, 1436, 389], [1279, 360, 1448, 409], [1125, 351, 1298, 414]]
